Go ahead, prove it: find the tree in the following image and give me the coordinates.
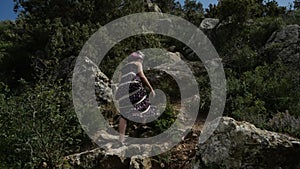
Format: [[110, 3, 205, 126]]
[[0, 21, 34, 88], [217, 0, 264, 24], [0, 81, 87, 168], [205, 4, 219, 18], [264, 0, 286, 17], [294, 0, 300, 9], [11, 0, 153, 83], [151, 0, 176, 13], [183, 0, 205, 26]]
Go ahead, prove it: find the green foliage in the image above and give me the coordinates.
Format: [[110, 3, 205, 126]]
[[183, 0, 205, 26], [149, 70, 180, 102], [100, 34, 163, 79], [125, 102, 178, 138], [151, 0, 176, 13], [247, 17, 284, 48], [264, 0, 286, 17], [0, 21, 14, 61], [226, 60, 299, 129], [205, 4, 218, 18], [268, 111, 300, 137], [208, 0, 285, 24], [217, 0, 264, 24], [215, 16, 284, 71], [295, 0, 300, 9], [283, 8, 300, 25], [0, 21, 33, 87], [0, 0, 299, 167], [7, 0, 152, 85], [153, 103, 178, 133], [206, 0, 285, 51], [14, 0, 124, 25], [0, 81, 88, 168], [215, 6, 299, 137], [151, 151, 172, 168], [231, 93, 268, 128]]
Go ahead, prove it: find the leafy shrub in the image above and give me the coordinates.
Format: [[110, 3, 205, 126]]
[[268, 111, 300, 138], [153, 103, 178, 133], [247, 17, 284, 48], [0, 80, 88, 168], [231, 93, 268, 129], [283, 9, 300, 25], [226, 60, 299, 129], [125, 102, 178, 138]]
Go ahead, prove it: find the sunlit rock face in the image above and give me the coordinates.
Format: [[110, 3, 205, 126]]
[[196, 117, 300, 169]]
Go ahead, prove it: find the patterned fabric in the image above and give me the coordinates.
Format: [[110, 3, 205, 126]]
[[115, 63, 157, 122]]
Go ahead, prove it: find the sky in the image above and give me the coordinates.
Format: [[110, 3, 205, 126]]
[[0, 0, 295, 21], [177, 0, 294, 8], [0, 0, 17, 21]]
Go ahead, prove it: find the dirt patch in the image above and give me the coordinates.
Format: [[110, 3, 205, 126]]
[[152, 118, 205, 169]]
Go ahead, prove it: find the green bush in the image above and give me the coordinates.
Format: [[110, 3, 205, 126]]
[[153, 103, 178, 133], [283, 9, 300, 25], [268, 111, 300, 138], [0, 81, 88, 168], [226, 60, 299, 130], [247, 17, 284, 48], [125, 102, 178, 138]]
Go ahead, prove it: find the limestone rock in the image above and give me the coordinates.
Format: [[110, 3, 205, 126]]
[[65, 146, 154, 169], [65, 148, 129, 169], [264, 24, 300, 72], [130, 155, 152, 169], [196, 117, 300, 169], [200, 18, 220, 30], [146, 1, 162, 13], [73, 56, 112, 106]]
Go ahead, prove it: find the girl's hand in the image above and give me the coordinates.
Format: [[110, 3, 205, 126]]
[[150, 89, 156, 98]]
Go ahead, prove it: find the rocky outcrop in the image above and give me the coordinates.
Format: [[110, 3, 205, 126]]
[[65, 148, 152, 169], [64, 141, 174, 169], [146, 0, 162, 13], [196, 117, 300, 169], [92, 61, 113, 106], [264, 24, 300, 72], [200, 18, 220, 30], [66, 116, 300, 169], [74, 56, 113, 106], [71, 50, 300, 168]]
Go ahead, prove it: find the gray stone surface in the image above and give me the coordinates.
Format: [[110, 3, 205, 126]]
[[64, 145, 154, 169], [200, 18, 220, 30], [196, 117, 300, 169], [264, 24, 300, 72], [76, 56, 113, 106]]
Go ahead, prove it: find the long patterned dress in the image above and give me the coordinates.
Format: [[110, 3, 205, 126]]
[[115, 62, 157, 123]]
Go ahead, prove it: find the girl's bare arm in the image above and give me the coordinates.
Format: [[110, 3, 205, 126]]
[[136, 62, 155, 96]]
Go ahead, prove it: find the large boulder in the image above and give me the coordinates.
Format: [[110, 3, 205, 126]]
[[263, 24, 300, 72], [64, 148, 130, 169], [200, 18, 220, 30], [196, 117, 300, 169], [64, 148, 153, 169], [146, 1, 162, 13], [64, 144, 165, 169], [72, 56, 113, 106]]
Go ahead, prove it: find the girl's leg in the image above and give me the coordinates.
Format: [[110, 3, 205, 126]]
[[119, 117, 127, 143]]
